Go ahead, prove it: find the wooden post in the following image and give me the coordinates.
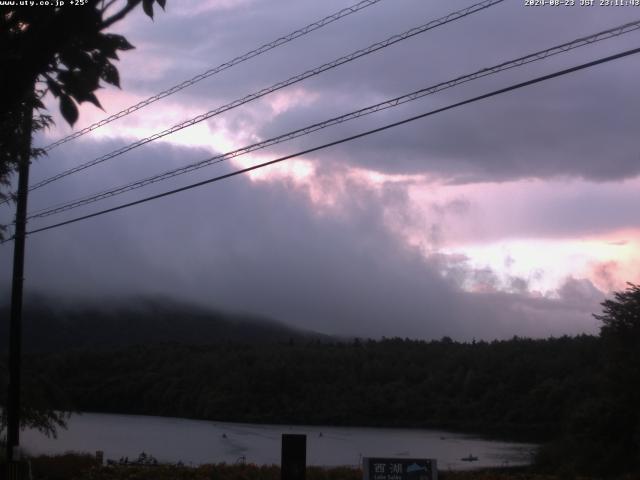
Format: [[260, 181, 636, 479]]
[[281, 434, 306, 480]]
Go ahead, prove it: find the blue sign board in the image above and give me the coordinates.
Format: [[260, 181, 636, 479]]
[[363, 457, 437, 480]]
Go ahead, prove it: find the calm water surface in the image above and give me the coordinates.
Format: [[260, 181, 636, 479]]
[[22, 413, 536, 470]]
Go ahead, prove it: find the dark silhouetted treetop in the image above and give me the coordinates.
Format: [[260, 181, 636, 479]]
[[0, 0, 166, 119], [0, 0, 167, 429], [0, 0, 167, 205], [595, 282, 640, 340], [539, 283, 640, 476]]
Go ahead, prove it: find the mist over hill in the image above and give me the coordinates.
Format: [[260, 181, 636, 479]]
[[0, 294, 329, 352], [1, 291, 638, 476]]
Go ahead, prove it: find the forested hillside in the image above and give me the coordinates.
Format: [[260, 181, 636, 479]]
[[0, 296, 324, 352], [18, 336, 600, 440], [2, 285, 639, 476]]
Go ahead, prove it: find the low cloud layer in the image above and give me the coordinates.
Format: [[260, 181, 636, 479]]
[[0, 139, 608, 340], [93, 0, 640, 184], [2, 0, 637, 340]]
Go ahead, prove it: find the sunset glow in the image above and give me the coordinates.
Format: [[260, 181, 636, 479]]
[[5, 0, 640, 340]]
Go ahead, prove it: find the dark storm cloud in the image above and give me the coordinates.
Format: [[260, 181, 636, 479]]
[[322, 63, 640, 183], [57, 0, 638, 186], [0, 139, 605, 340], [109, 0, 640, 183], [2, 1, 633, 342], [252, 41, 640, 183]]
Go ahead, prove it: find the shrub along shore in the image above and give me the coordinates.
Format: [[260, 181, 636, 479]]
[[17, 454, 637, 480]]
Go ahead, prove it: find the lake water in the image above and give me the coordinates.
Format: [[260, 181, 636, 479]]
[[21, 413, 536, 471]]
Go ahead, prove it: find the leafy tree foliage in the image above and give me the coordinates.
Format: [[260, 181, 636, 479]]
[[0, 356, 71, 439], [0, 0, 167, 437], [595, 283, 640, 473], [537, 284, 640, 476], [0, 0, 166, 206], [18, 336, 602, 441], [597, 282, 640, 348], [0, 92, 50, 236]]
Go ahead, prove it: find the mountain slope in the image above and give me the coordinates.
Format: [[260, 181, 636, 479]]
[[0, 294, 327, 352]]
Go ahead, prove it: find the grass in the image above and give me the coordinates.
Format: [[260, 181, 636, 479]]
[[29, 453, 100, 480], [3, 454, 638, 480]]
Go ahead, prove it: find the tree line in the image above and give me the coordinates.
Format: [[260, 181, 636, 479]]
[[1, 284, 639, 476], [20, 335, 599, 440]]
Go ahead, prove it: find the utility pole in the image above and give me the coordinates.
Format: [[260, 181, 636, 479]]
[[5, 97, 34, 465]]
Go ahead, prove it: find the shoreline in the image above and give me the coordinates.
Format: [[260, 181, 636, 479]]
[[21, 412, 536, 470], [63, 409, 546, 444]]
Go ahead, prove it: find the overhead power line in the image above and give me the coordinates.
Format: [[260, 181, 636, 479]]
[[27, 0, 504, 193], [14, 45, 640, 241], [41, 0, 386, 152], [26, 19, 640, 220]]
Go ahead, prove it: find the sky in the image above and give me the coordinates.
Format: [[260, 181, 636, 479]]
[[1, 0, 640, 340]]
